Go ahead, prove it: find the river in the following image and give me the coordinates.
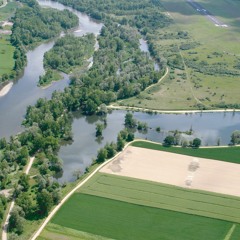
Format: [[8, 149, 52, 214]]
[[0, 0, 239, 182], [0, 0, 103, 138]]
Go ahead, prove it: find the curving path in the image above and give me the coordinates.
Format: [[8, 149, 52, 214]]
[[1, 157, 35, 240]]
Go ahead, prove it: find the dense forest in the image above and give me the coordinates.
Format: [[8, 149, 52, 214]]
[[44, 34, 95, 74], [2, 0, 78, 82], [39, 34, 95, 86]]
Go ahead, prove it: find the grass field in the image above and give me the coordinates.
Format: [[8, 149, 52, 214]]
[[131, 140, 240, 164], [0, 35, 15, 77], [121, 0, 240, 110], [48, 193, 235, 240]]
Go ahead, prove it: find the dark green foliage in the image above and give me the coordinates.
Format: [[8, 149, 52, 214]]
[[37, 189, 54, 216], [38, 69, 61, 87], [16, 193, 33, 218], [163, 135, 175, 146], [137, 121, 148, 131], [192, 138, 201, 148], [10, 0, 78, 78], [18, 173, 30, 192], [70, 22, 161, 100], [43, 34, 95, 74], [124, 113, 137, 128], [9, 207, 25, 235], [96, 148, 108, 163], [95, 123, 104, 137]]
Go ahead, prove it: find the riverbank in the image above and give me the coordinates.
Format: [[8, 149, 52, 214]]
[[0, 82, 13, 97]]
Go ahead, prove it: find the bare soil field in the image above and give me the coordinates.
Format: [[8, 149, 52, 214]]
[[100, 146, 240, 197]]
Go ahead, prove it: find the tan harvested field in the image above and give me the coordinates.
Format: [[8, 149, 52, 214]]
[[100, 146, 240, 197]]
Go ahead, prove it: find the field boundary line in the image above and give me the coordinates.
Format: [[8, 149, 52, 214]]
[[224, 224, 236, 240]]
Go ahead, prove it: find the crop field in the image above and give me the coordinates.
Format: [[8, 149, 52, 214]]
[[121, 0, 240, 110], [39, 172, 240, 240], [46, 193, 235, 240], [131, 141, 240, 164]]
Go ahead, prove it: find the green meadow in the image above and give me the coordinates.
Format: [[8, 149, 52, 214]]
[[121, 0, 240, 110]]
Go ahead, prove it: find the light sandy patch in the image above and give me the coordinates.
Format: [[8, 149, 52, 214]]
[[100, 146, 240, 197], [0, 82, 13, 97]]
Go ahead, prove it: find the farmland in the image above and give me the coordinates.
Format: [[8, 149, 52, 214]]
[[39, 172, 240, 240], [46, 193, 235, 240], [120, 0, 240, 110]]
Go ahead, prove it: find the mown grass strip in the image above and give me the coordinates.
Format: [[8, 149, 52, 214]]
[[39, 223, 112, 240], [80, 173, 240, 223], [51, 193, 232, 240], [131, 141, 240, 164]]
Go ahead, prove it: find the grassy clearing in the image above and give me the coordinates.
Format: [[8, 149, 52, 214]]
[[80, 173, 240, 223], [0, 35, 15, 77], [49, 193, 234, 240], [131, 140, 240, 164], [0, 2, 18, 21], [121, 0, 240, 110]]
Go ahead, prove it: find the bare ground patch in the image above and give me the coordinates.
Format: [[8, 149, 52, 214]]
[[100, 146, 240, 197]]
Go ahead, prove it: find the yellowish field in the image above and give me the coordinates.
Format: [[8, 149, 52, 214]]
[[100, 146, 240, 197]]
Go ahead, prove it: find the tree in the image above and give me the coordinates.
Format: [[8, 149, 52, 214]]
[[163, 135, 175, 146], [192, 138, 201, 148], [105, 142, 116, 158], [231, 130, 240, 145], [95, 123, 104, 137], [16, 192, 33, 218], [18, 174, 30, 192], [124, 113, 137, 128], [37, 189, 54, 216], [8, 207, 24, 234], [96, 148, 108, 163], [117, 134, 125, 151], [127, 132, 135, 142], [98, 104, 108, 115]]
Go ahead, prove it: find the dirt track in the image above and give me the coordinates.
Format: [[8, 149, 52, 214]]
[[101, 146, 240, 197]]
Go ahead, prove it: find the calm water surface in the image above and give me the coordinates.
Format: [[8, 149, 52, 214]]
[[58, 110, 240, 182]]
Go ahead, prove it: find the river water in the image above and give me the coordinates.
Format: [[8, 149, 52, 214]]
[[0, 0, 239, 182], [0, 0, 102, 138]]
